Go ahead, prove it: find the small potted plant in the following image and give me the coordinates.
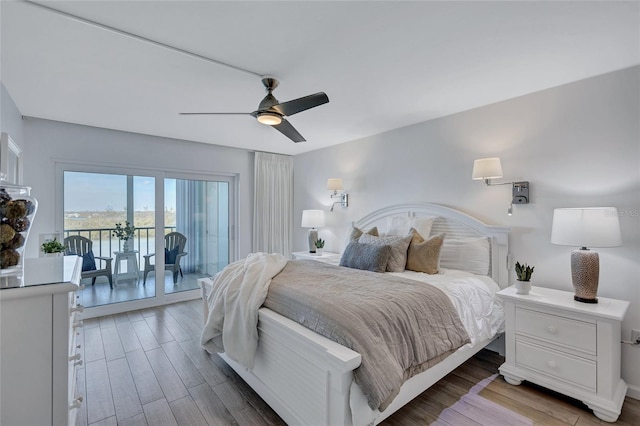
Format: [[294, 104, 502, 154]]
[[41, 237, 65, 256], [314, 238, 325, 255], [515, 261, 534, 295], [112, 221, 135, 252]]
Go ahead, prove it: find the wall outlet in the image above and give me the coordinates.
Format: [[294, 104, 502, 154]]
[[632, 329, 640, 344]]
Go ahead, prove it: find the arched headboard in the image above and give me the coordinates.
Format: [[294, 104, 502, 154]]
[[353, 203, 511, 288]]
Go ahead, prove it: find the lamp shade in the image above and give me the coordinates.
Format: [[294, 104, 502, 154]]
[[327, 178, 344, 191], [301, 209, 325, 228], [472, 158, 503, 180], [551, 207, 622, 248]]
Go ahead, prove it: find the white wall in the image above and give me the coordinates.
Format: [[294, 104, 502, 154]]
[[1, 82, 24, 149], [21, 118, 254, 261], [293, 66, 640, 395]]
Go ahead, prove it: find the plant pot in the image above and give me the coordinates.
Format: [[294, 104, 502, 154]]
[[515, 280, 532, 295], [315, 248, 323, 256], [123, 240, 131, 252]]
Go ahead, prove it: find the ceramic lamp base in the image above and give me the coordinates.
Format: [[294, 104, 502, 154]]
[[308, 228, 318, 253], [571, 249, 599, 304]]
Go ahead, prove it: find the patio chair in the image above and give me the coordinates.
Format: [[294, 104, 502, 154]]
[[143, 232, 188, 285], [64, 235, 113, 289]]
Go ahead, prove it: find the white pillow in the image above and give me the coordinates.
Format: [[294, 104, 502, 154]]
[[439, 237, 490, 276], [386, 216, 436, 238]]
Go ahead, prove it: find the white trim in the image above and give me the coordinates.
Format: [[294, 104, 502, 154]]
[[627, 383, 640, 399], [1, 132, 23, 184]]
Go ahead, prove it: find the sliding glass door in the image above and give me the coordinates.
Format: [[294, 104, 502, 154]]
[[61, 168, 234, 311]]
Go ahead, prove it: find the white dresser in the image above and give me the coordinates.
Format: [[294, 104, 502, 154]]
[[497, 285, 629, 422], [0, 256, 84, 426]]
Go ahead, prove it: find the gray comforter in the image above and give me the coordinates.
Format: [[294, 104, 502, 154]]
[[263, 260, 470, 411]]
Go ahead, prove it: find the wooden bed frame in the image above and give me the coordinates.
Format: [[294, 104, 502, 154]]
[[200, 203, 510, 426]]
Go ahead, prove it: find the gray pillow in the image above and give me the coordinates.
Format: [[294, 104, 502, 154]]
[[358, 233, 412, 272], [339, 241, 392, 273]]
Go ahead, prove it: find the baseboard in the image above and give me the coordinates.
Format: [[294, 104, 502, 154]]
[[626, 383, 640, 400], [484, 333, 505, 356]]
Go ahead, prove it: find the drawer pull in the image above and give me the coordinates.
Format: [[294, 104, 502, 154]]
[[73, 320, 84, 329], [546, 360, 557, 369], [69, 396, 84, 410], [71, 305, 84, 313], [546, 325, 558, 334], [69, 353, 81, 362]]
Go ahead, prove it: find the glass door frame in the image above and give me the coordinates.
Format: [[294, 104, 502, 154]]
[[55, 161, 238, 318]]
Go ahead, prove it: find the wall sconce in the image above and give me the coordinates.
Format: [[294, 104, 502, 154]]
[[472, 157, 529, 215], [328, 178, 349, 212]]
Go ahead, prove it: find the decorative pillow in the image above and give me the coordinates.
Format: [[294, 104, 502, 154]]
[[81, 251, 97, 272], [339, 241, 392, 273], [386, 215, 436, 238], [347, 225, 379, 241], [406, 231, 445, 274], [343, 225, 379, 249], [165, 246, 180, 264], [439, 237, 490, 275], [358, 233, 412, 272]]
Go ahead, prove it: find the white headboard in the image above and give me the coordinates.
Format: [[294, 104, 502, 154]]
[[353, 203, 511, 288]]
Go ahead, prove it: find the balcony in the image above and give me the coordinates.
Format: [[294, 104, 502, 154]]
[[63, 226, 176, 266]]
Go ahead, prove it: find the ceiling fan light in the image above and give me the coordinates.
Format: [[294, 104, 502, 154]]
[[257, 112, 282, 126]]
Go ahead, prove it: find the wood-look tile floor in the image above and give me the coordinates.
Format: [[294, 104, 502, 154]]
[[76, 300, 640, 426]]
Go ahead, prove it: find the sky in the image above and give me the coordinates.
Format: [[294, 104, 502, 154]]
[[64, 171, 176, 212]]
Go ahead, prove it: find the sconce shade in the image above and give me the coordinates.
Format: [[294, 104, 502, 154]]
[[301, 209, 325, 228], [551, 207, 621, 248], [327, 178, 344, 191], [472, 158, 503, 180]]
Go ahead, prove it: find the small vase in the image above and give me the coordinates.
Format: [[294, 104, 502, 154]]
[[123, 240, 130, 252], [515, 280, 531, 295], [0, 178, 38, 284]]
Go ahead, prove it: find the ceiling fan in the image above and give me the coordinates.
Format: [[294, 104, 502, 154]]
[[180, 77, 329, 143]]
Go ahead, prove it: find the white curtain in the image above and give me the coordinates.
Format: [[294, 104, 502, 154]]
[[253, 152, 293, 256], [175, 179, 202, 273]]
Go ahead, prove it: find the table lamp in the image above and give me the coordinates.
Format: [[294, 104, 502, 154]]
[[301, 209, 325, 253], [551, 207, 621, 303]]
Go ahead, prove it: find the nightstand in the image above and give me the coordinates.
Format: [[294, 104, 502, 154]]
[[497, 285, 629, 422], [291, 251, 341, 265]]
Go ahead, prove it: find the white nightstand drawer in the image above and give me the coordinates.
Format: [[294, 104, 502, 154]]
[[515, 307, 596, 355], [516, 340, 596, 391]]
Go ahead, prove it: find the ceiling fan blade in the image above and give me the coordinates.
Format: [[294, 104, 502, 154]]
[[179, 112, 252, 115], [273, 119, 305, 143], [271, 92, 329, 117]]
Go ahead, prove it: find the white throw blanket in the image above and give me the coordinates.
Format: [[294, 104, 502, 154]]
[[200, 252, 287, 369]]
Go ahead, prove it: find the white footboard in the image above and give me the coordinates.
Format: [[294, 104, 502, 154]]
[[199, 278, 362, 426]]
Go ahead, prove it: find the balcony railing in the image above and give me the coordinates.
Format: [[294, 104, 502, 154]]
[[63, 226, 176, 265]]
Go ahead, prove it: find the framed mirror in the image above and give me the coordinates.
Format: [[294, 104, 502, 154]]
[[0, 132, 22, 184]]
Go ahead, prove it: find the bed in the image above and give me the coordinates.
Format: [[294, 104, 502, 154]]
[[200, 203, 510, 426]]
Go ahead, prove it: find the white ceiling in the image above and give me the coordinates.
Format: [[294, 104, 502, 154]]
[[2, 1, 639, 156]]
